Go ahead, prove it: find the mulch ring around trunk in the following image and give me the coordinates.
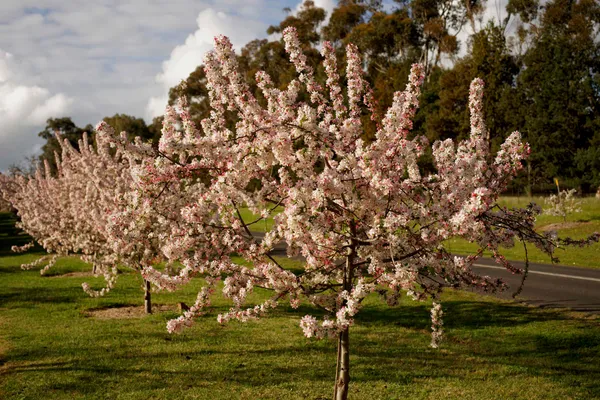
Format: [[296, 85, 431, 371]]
[[84, 304, 179, 319]]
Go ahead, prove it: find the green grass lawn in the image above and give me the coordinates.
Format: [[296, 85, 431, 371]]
[[1, 251, 600, 399], [446, 196, 600, 267], [239, 197, 600, 267], [237, 206, 280, 233]]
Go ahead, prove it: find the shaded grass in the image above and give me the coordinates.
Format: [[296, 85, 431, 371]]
[[447, 197, 600, 267], [0, 213, 43, 256], [1, 252, 600, 399]]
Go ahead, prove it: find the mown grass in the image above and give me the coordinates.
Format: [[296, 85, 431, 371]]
[[1, 250, 600, 399], [237, 207, 280, 233], [1, 201, 599, 399], [446, 196, 600, 267]]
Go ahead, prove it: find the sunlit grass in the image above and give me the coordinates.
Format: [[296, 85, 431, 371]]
[[237, 206, 280, 233], [447, 196, 600, 267]]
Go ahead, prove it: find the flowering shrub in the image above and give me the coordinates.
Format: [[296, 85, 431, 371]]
[[0, 159, 83, 275], [544, 189, 581, 222]]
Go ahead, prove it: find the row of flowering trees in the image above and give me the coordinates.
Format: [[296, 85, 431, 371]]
[[0, 125, 167, 310], [1, 28, 597, 400]]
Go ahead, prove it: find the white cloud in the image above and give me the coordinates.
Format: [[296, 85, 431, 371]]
[[146, 0, 338, 119], [0, 0, 345, 169], [29, 93, 73, 125], [0, 51, 73, 170], [0, 1, 299, 170], [453, 0, 516, 57], [297, 0, 336, 19], [146, 9, 267, 119]]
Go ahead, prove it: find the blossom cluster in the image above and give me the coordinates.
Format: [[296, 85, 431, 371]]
[[0, 124, 156, 295]]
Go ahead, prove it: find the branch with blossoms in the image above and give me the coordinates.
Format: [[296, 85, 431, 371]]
[[0, 160, 85, 276]]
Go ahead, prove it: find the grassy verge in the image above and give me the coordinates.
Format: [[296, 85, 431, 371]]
[[239, 197, 600, 268], [1, 252, 599, 399], [447, 196, 600, 267]]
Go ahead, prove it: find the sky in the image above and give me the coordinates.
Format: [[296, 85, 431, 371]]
[[0, 0, 509, 171], [0, 0, 336, 171]]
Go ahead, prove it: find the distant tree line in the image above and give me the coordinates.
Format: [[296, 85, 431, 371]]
[[35, 0, 600, 194]]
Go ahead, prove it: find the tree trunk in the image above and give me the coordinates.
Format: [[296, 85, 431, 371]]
[[333, 328, 350, 400], [144, 279, 152, 314], [333, 224, 355, 400], [527, 163, 532, 198]]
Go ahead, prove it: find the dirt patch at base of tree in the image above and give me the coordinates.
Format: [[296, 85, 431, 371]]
[[85, 304, 177, 319], [538, 221, 592, 232], [47, 271, 93, 278]]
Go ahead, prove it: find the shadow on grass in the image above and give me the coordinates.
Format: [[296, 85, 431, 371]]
[[577, 214, 600, 223], [0, 212, 42, 256], [0, 286, 86, 307], [356, 299, 570, 330], [3, 299, 600, 398]]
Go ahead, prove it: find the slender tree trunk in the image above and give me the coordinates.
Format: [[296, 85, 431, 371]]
[[333, 332, 342, 399], [334, 328, 350, 400], [527, 163, 532, 198], [334, 231, 355, 400], [92, 252, 97, 274], [144, 279, 152, 314]]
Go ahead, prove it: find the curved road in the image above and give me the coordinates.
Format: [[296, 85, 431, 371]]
[[255, 232, 600, 314]]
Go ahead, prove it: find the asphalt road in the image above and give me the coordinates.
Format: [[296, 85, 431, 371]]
[[471, 258, 600, 313], [255, 232, 600, 314]]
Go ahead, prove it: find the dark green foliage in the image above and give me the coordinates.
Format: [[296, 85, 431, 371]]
[[37, 118, 93, 173], [267, 0, 327, 45], [422, 22, 520, 148], [514, 0, 600, 191], [102, 114, 156, 144]]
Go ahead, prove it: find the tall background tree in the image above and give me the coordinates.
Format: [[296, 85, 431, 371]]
[[512, 0, 600, 192], [37, 118, 93, 172]]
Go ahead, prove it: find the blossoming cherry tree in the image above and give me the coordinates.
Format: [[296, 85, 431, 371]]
[[125, 27, 597, 400]]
